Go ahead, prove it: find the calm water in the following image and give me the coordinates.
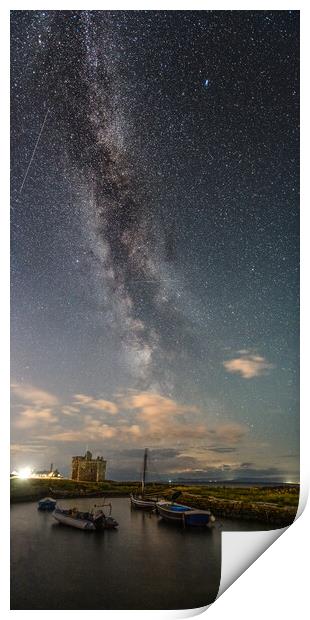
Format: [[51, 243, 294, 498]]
[[11, 497, 273, 610]]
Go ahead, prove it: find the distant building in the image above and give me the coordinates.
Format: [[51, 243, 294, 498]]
[[33, 468, 62, 478], [71, 451, 107, 482]]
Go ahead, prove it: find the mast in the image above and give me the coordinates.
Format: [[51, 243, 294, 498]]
[[141, 448, 148, 495]]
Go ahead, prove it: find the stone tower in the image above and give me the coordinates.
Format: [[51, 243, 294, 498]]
[[71, 451, 107, 482]]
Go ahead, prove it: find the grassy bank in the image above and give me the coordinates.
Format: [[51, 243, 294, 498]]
[[10, 477, 139, 502], [169, 485, 299, 527], [10, 478, 299, 527]]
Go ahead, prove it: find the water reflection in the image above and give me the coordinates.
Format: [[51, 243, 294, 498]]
[[11, 496, 268, 610]]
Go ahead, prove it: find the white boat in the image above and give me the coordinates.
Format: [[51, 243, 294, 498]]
[[53, 501, 119, 530], [130, 449, 161, 510], [130, 494, 158, 510]]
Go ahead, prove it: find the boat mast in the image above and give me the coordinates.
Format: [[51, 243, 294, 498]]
[[141, 448, 148, 495]]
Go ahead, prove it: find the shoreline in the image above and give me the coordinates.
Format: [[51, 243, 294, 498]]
[[10, 478, 299, 527], [11, 490, 130, 503]]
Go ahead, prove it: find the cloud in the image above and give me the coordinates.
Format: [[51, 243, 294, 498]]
[[123, 392, 198, 419], [10, 443, 48, 453], [11, 383, 59, 406], [47, 429, 116, 442], [40, 390, 249, 450], [212, 423, 249, 444], [105, 448, 202, 479], [281, 453, 299, 459], [173, 464, 289, 482], [46, 420, 118, 442], [61, 405, 81, 417], [120, 391, 204, 442], [207, 446, 237, 454], [14, 407, 58, 429], [119, 424, 142, 437], [41, 410, 141, 443], [223, 352, 274, 379], [74, 394, 118, 414], [119, 392, 249, 446], [232, 466, 285, 479], [11, 383, 249, 479]]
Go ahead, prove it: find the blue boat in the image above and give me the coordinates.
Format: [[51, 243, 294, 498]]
[[156, 501, 215, 527], [37, 497, 57, 511]]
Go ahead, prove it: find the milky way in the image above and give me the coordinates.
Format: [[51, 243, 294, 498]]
[[11, 11, 299, 480]]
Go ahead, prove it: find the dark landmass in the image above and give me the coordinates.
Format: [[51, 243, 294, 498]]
[[10, 477, 138, 502], [10, 478, 299, 527], [175, 478, 297, 486]]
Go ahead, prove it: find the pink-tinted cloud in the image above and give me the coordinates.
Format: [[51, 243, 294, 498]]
[[120, 391, 202, 441], [123, 392, 198, 418], [223, 353, 274, 379], [74, 394, 118, 414], [11, 443, 48, 453], [11, 383, 59, 406], [14, 407, 58, 429], [61, 405, 81, 417], [12, 385, 249, 466], [48, 424, 118, 442]]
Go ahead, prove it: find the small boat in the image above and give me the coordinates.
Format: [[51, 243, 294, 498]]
[[130, 495, 158, 510], [37, 497, 57, 511], [130, 448, 160, 510], [52, 501, 119, 530], [156, 500, 215, 527]]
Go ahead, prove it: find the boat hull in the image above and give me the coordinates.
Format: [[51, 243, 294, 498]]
[[38, 503, 56, 511], [38, 497, 56, 511], [156, 502, 214, 527], [53, 510, 96, 530], [130, 494, 157, 510], [52, 507, 119, 530]]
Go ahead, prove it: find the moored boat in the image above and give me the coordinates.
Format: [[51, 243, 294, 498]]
[[130, 494, 158, 510], [52, 501, 119, 530], [37, 497, 57, 511], [130, 448, 161, 510], [156, 501, 215, 527]]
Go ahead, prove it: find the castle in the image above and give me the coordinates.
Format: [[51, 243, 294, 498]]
[[71, 450, 107, 482]]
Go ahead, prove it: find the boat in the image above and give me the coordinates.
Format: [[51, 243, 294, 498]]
[[130, 448, 161, 510], [156, 500, 215, 527], [52, 501, 119, 530], [130, 494, 158, 510], [37, 497, 57, 511]]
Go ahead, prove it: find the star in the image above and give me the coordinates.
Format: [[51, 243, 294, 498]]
[[10, 9, 299, 487]]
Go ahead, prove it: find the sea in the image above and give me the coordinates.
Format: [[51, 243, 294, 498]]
[[11, 496, 278, 610]]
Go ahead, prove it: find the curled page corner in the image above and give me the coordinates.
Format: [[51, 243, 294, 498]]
[[217, 527, 287, 598], [160, 604, 212, 620], [216, 481, 308, 601]]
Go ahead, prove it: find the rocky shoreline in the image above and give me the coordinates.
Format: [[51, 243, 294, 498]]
[[181, 493, 297, 527]]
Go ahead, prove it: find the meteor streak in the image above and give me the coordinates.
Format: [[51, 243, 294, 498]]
[[19, 109, 50, 194]]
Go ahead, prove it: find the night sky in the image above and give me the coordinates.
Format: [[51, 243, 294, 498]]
[[11, 10, 299, 481]]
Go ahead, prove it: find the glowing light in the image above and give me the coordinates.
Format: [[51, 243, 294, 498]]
[[17, 467, 32, 479]]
